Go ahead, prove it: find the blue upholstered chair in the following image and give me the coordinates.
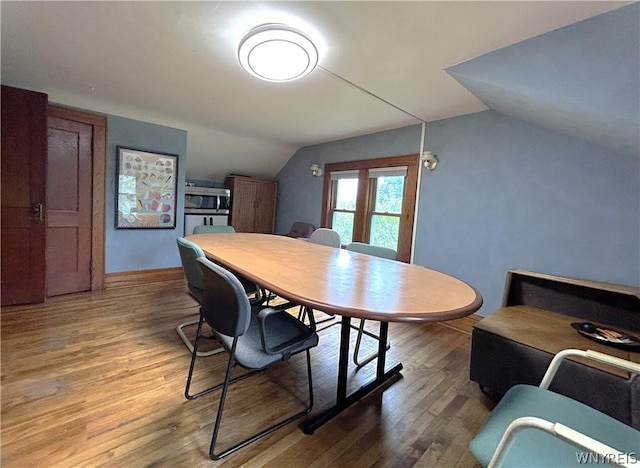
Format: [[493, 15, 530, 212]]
[[189, 225, 265, 303], [185, 257, 319, 460], [346, 242, 396, 368], [192, 224, 236, 234], [176, 237, 224, 357], [470, 349, 640, 467], [345, 242, 397, 260]]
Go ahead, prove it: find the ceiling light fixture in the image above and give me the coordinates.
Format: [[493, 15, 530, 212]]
[[238, 24, 318, 82]]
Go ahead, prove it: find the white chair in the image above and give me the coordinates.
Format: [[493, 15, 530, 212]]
[[308, 228, 341, 248], [303, 228, 342, 328], [346, 242, 396, 368]]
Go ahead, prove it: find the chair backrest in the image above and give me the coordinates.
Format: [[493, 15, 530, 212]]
[[287, 222, 316, 238], [346, 242, 397, 260], [197, 257, 252, 337], [309, 228, 341, 248], [193, 224, 236, 234], [176, 237, 206, 300]]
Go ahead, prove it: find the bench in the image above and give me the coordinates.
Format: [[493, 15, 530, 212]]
[[470, 269, 640, 429]]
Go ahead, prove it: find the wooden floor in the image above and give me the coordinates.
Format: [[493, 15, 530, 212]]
[[1, 278, 492, 467]]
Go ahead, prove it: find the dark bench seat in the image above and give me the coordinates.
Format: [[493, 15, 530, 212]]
[[470, 269, 640, 429]]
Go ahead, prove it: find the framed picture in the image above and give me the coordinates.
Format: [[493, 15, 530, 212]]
[[115, 146, 178, 229]]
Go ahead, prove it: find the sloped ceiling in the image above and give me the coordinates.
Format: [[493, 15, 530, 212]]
[[447, 3, 640, 156], [1, 1, 634, 182]]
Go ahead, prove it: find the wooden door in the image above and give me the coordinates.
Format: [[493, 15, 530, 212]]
[[46, 116, 93, 296], [254, 180, 277, 233], [1, 86, 48, 305]]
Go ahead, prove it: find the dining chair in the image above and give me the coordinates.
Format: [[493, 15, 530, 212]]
[[190, 224, 266, 304], [302, 228, 342, 328], [308, 227, 341, 248], [185, 257, 319, 460], [346, 242, 396, 368], [469, 348, 640, 467], [282, 221, 316, 239], [176, 237, 224, 357], [192, 224, 236, 234]]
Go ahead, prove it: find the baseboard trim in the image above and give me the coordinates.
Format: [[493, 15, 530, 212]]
[[438, 314, 482, 335], [105, 267, 183, 289]]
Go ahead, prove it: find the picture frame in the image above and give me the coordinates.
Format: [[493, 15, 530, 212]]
[[115, 146, 178, 229]]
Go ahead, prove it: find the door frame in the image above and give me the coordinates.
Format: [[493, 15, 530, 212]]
[[47, 104, 107, 291]]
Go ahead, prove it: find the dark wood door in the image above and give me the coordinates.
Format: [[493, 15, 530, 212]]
[[46, 116, 93, 296], [1, 86, 48, 305], [254, 180, 277, 233], [229, 178, 257, 233]]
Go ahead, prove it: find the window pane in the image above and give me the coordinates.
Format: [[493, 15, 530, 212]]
[[335, 178, 358, 210], [332, 212, 354, 244], [370, 215, 399, 251], [374, 176, 404, 213]]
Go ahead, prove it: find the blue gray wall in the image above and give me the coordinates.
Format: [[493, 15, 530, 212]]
[[275, 110, 640, 316], [106, 115, 187, 273], [416, 111, 639, 314], [446, 3, 639, 157]]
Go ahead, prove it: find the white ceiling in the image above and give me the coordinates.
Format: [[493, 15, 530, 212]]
[[1, 1, 628, 182]]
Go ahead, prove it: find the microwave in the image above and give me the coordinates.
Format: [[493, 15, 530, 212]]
[[184, 186, 230, 214]]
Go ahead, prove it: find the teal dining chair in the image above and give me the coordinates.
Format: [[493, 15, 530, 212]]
[[189, 225, 266, 304], [469, 348, 640, 467], [192, 224, 236, 234], [176, 237, 224, 357]]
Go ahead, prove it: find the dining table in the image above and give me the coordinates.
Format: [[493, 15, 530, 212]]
[[187, 232, 483, 434]]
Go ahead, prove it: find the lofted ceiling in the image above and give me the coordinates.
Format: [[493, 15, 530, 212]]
[[1, 1, 631, 182]]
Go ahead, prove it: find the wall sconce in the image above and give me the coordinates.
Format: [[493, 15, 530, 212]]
[[310, 163, 323, 177], [420, 151, 439, 171]]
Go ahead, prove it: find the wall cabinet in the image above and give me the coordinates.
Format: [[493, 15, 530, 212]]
[[225, 176, 277, 233]]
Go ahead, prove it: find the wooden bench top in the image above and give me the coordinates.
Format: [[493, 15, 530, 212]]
[[475, 305, 640, 378]]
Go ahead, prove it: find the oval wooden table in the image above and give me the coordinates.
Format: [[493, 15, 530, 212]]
[[187, 233, 483, 433]]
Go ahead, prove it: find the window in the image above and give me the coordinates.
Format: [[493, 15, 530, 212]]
[[321, 155, 419, 262], [330, 173, 358, 244], [367, 167, 406, 251]]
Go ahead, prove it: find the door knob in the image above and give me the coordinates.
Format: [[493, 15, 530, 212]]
[[31, 202, 44, 223]]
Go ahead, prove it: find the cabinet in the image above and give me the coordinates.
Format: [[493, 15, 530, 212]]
[[470, 269, 640, 429], [225, 176, 277, 233]]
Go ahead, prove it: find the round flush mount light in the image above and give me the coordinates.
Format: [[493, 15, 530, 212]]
[[238, 24, 318, 82]]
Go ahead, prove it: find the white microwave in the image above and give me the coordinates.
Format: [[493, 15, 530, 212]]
[[184, 187, 230, 214]]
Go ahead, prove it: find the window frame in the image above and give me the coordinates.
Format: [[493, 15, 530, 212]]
[[321, 154, 419, 263], [329, 176, 359, 244]]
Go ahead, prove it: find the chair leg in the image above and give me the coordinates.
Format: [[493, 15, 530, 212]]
[[209, 348, 315, 460], [185, 316, 261, 400], [353, 319, 391, 369], [299, 307, 337, 331], [176, 319, 224, 357]]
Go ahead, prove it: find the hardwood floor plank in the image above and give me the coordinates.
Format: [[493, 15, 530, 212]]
[[1, 279, 491, 467]]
